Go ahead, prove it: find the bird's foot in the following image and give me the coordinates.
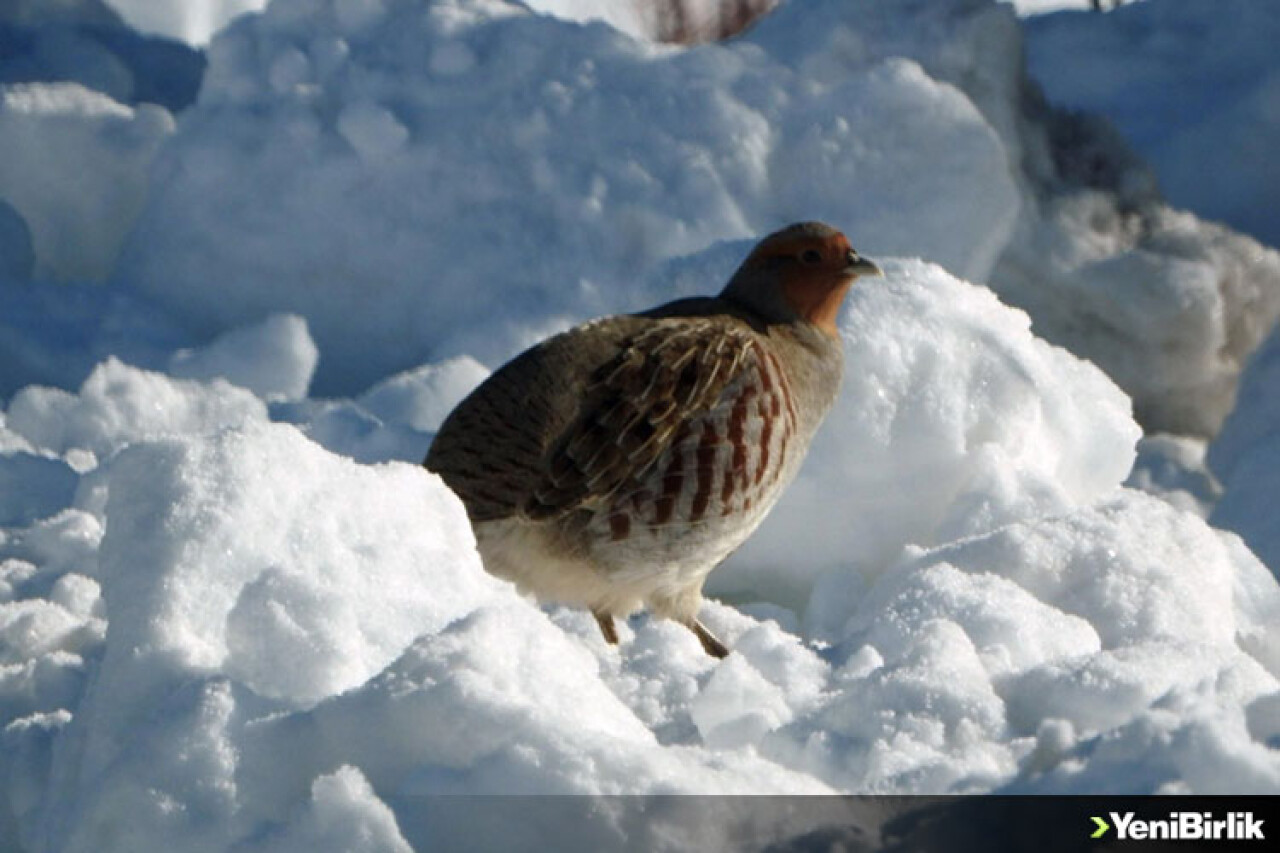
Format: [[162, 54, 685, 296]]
[[690, 619, 730, 659], [594, 611, 619, 645]]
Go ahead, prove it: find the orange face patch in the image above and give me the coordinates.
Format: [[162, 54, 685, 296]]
[[772, 235, 859, 337]]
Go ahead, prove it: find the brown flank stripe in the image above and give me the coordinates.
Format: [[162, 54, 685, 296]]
[[691, 421, 719, 521], [722, 387, 752, 506]]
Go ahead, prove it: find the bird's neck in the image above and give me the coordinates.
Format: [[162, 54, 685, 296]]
[[781, 276, 853, 338]]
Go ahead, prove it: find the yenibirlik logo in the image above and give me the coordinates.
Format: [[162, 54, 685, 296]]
[[1091, 811, 1265, 841]]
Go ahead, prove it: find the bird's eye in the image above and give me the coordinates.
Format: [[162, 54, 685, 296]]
[[800, 249, 822, 264]]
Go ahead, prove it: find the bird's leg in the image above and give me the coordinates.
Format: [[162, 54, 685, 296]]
[[594, 611, 620, 645], [689, 619, 730, 659]]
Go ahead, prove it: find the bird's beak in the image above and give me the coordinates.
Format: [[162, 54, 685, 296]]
[[844, 252, 882, 278]]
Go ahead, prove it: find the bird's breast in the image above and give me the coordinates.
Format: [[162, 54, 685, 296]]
[[573, 338, 810, 577]]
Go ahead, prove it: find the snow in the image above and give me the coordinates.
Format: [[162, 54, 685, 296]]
[[719, 258, 1139, 607], [103, 0, 268, 46], [167, 313, 319, 402], [0, 83, 173, 281], [1210, 323, 1280, 576], [0, 3, 206, 110], [116, 0, 1020, 394], [2, 0, 1280, 848], [1023, 0, 1280, 249]]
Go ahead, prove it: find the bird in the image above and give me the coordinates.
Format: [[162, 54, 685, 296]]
[[425, 222, 880, 657]]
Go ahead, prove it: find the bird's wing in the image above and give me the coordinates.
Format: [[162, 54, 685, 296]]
[[526, 317, 770, 521], [426, 314, 784, 526], [424, 318, 637, 523]]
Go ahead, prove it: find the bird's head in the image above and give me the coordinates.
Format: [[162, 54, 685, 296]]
[[721, 222, 881, 337]]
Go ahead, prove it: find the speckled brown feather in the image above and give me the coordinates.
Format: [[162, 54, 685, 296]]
[[425, 316, 648, 523]]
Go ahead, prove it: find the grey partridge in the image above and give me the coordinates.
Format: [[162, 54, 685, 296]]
[[425, 222, 880, 657]]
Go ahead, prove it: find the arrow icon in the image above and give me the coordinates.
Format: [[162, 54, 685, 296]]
[[1091, 816, 1110, 839]]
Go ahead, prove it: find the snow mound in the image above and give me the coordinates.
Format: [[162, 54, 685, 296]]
[[117, 0, 1017, 393], [719, 258, 1139, 606]]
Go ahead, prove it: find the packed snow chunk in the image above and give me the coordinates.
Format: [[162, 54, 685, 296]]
[[5, 357, 265, 460], [0, 514, 105, 757], [690, 654, 792, 749], [250, 766, 412, 853], [243, 603, 653, 796], [168, 313, 320, 402], [48, 677, 243, 853], [720, 258, 1140, 606], [0, 82, 173, 280], [919, 491, 1280, 657], [0, 510, 105, 583], [120, 0, 1019, 393], [1211, 322, 1280, 575], [95, 420, 497, 707], [840, 561, 1101, 681], [746, 0, 1031, 197], [1019, 677, 1280, 795]]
